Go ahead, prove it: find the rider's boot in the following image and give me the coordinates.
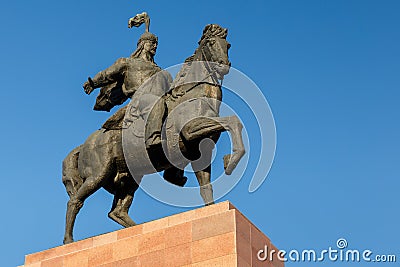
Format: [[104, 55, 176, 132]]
[[144, 96, 166, 150], [164, 167, 188, 187]]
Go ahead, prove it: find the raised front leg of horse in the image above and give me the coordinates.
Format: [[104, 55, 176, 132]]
[[182, 115, 245, 175]]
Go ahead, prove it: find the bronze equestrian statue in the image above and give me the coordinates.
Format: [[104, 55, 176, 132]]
[[62, 13, 245, 244]]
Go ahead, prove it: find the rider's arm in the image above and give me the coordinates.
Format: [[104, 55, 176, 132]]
[[91, 58, 127, 88]]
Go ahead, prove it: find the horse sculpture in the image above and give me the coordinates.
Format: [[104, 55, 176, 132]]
[[62, 24, 245, 244]]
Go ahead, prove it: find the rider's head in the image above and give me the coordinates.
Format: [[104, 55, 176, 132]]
[[137, 32, 158, 47], [131, 32, 158, 61]]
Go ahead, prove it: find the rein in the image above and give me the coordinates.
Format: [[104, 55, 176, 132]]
[[170, 42, 223, 98], [200, 45, 221, 86]]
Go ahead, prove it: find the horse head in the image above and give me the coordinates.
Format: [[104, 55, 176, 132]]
[[197, 24, 231, 79]]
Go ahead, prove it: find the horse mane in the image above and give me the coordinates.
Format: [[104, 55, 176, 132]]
[[184, 54, 196, 63], [199, 24, 228, 43], [184, 24, 228, 63]]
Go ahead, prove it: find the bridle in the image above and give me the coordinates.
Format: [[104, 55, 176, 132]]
[[200, 43, 222, 87], [170, 36, 229, 97], [199, 36, 230, 87]]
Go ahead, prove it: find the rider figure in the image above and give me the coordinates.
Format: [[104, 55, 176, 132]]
[[83, 31, 167, 149], [83, 13, 187, 187]]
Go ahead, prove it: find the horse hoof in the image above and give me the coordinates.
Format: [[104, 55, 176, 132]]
[[223, 154, 232, 174], [108, 211, 137, 227], [63, 237, 74, 244], [223, 152, 244, 175], [205, 201, 215, 206]]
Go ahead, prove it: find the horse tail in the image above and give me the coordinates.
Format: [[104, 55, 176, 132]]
[[62, 145, 83, 198]]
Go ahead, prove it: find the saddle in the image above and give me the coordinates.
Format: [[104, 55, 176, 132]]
[[102, 105, 128, 130]]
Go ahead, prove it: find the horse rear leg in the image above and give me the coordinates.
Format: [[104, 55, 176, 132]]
[[62, 147, 83, 244], [182, 115, 245, 175], [62, 146, 83, 198], [108, 174, 139, 228], [63, 161, 115, 244]]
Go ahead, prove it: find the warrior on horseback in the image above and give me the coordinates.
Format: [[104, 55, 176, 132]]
[[83, 12, 168, 150], [62, 12, 245, 244]]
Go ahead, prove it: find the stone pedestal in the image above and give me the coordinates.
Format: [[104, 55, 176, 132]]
[[23, 201, 283, 267]]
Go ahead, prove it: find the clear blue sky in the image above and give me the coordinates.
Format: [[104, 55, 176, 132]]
[[1, 1, 399, 266]]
